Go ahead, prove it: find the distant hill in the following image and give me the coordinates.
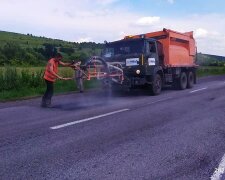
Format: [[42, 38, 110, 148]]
[[200, 53, 225, 61], [0, 30, 103, 66], [0, 31, 68, 48], [197, 53, 225, 66], [0, 30, 225, 66]]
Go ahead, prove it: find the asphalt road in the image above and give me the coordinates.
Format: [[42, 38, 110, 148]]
[[1, 75, 225, 180]]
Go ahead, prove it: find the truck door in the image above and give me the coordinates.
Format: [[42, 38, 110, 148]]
[[146, 41, 159, 66]]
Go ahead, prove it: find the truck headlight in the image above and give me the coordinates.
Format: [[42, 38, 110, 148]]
[[136, 69, 141, 74]]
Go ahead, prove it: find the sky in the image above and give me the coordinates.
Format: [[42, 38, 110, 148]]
[[0, 0, 225, 56]]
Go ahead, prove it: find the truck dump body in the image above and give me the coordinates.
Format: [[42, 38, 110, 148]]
[[125, 29, 196, 67]]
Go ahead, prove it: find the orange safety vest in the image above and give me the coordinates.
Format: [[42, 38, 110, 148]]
[[44, 58, 59, 82]]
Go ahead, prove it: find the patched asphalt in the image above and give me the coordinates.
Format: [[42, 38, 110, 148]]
[[1, 75, 225, 180]]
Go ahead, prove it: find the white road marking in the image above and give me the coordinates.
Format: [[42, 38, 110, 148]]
[[211, 154, 225, 180], [190, 87, 208, 93], [147, 97, 172, 105], [50, 108, 130, 130]]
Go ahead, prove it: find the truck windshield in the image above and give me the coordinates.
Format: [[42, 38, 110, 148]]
[[103, 39, 144, 58]]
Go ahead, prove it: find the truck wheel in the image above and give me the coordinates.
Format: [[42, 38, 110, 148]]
[[187, 71, 194, 88], [151, 74, 162, 95], [179, 72, 187, 90]]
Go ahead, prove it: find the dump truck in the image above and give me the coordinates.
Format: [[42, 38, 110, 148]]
[[101, 28, 197, 95]]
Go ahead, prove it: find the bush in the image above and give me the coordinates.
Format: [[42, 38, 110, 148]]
[[0, 67, 45, 91], [29, 70, 44, 87], [0, 69, 4, 91], [4, 66, 20, 90]]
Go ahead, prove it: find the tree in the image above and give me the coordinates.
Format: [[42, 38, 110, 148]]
[[42, 43, 57, 58], [60, 47, 74, 55]]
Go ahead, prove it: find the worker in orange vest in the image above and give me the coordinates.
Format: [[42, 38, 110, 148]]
[[41, 53, 72, 107]]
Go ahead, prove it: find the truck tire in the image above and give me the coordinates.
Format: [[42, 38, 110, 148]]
[[179, 72, 187, 90], [151, 74, 162, 95], [187, 71, 194, 88]]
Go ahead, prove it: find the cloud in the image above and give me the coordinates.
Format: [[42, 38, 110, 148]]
[[129, 13, 225, 56], [157, 14, 225, 56], [167, 0, 175, 4], [77, 37, 93, 43], [135, 16, 160, 26], [194, 28, 208, 39], [0, 1, 225, 56], [96, 0, 119, 5]]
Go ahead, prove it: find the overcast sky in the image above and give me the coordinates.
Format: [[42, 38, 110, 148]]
[[0, 0, 225, 56]]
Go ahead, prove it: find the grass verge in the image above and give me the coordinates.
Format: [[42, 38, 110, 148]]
[[0, 79, 100, 102], [197, 66, 225, 77]]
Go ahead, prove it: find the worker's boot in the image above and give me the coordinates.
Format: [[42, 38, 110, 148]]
[[41, 97, 51, 108], [41, 98, 47, 108], [45, 99, 52, 108]]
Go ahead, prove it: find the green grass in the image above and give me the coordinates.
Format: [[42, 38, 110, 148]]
[[0, 66, 100, 101], [197, 66, 225, 77], [0, 80, 100, 101], [0, 87, 44, 100]]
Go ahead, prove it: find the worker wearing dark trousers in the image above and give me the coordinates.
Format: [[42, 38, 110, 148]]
[[42, 80, 54, 106], [74, 61, 84, 93], [42, 53, 72, 107], [75, 69, 84, 93]]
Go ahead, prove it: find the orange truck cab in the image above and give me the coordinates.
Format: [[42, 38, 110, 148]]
[[102, 28, 197, 95]]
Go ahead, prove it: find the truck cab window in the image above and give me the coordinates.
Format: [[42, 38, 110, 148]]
[[149, 42, 156, 53]]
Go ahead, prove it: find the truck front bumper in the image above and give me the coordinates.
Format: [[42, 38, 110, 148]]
[[122, 76, 150, 88]]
